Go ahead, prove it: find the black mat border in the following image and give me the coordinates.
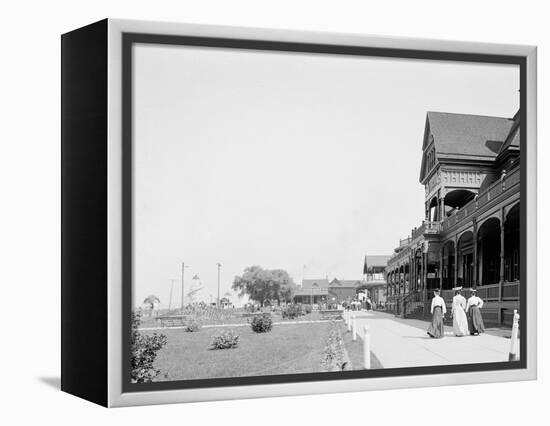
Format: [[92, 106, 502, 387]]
[[121, 32, 528, 393]]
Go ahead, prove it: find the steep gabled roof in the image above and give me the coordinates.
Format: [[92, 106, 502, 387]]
[[301, 278, 329, 289], [329, 279, 362, 288], [419, 111, 515, 183], [498, 110, 520, 157], [427, 111, 514, 158], [365, 255, 391, 267]]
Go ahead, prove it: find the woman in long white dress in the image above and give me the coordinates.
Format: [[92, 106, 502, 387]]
[[451, 287, 468, 337]]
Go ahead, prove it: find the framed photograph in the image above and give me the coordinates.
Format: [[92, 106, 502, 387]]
[[61, 18, 537, 407]]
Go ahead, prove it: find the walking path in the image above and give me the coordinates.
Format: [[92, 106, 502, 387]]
[[353, 310, 513, 368]]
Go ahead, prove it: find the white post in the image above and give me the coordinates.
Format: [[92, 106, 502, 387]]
[[352, 316, 357, 341], [363, 324, 371, 369], [347, 312, 352, 332], [509, 309, 520, 361]]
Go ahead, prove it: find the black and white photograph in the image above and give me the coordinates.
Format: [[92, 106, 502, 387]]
[[4, 0, 548, 422], [126, 37, 525, 386]]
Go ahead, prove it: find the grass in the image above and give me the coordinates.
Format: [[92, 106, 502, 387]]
[[148, 321, 331, 381], [140, 310, 324, 329]]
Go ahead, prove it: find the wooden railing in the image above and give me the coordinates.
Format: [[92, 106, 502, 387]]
[[395, 281, 519, 319], [502, 281, 520, 300], [441, 167, 520, 233], [388, 245, 412, 266], [399, 237, 412, 247], [440, 282, 519, 304], [475, 283, 500, 301], [388, 167, 519, 269], [411, 220, 441, 240]]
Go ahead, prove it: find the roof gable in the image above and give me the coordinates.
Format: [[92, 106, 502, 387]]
[[329, 279, 362, 288], [301, 278, 329, 289], [365, 255, 391, 267], [497, 110, 520, 158], [427, 111, 514, 159]]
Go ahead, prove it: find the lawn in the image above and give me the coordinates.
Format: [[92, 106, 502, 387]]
[[139, 310, 324, 329], [148, 321, 331, 381]]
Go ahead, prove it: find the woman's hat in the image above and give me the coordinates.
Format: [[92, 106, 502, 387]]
[[470, 288, 477, 293], [433, 288, 440, 293]]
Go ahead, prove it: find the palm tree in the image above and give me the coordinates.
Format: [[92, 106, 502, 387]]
[[143, 295, 160, 315]]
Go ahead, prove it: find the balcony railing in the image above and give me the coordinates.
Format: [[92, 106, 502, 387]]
[[441, 167, 520, 233], [412, 220, 441, 240], [399, 237, 412, 247], [388, 167, 519, 265]]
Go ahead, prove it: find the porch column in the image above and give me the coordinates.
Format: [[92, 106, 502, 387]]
[[454, 236, 458, 287], [500, 215, 505, 301], [411, 252, 415, 292], [473, 219, 478, 288], [439, 246, 443, 290], [422, 249, 427, 291]]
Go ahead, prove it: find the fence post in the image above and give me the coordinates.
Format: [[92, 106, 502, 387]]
[[347, 312, 352, 333], [363, 324, 371, 369], [508, 309, 520, 361], [352, 315, 357, 341]]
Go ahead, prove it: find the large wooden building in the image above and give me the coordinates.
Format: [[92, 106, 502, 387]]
[[386, 111, 520, 326]]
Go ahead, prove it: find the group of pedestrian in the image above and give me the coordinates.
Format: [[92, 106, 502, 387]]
[[427, 287, 485, 339]]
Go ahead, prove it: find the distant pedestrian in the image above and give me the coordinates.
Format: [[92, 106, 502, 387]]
[[451, 287, 468, 337], [466, 289, 485, 335], [427, 289, 446, 338]]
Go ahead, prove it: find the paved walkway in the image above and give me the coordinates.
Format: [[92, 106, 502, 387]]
[[353, 310, 513, 368]]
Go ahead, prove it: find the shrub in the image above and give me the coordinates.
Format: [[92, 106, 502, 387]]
[[184, 319, 201, 332], [210, 330, 240, 349], [321, 321, 348, 372], [303, 304, 313, 314], [282, 304, 303, 319], [131, 312, 168, 383], [250, 313, 273, 333]]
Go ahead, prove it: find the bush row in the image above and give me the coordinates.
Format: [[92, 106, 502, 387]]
[[281, 303, 312, 319], [320, 321, 349, 372]]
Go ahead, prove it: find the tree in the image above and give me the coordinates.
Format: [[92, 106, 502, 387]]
[[143, 295, 160, 311], [232, 266, 296, 306]]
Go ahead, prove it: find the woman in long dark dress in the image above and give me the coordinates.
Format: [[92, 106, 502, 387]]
[[466, 289, 485, 335], [427, 289, 446, 338]]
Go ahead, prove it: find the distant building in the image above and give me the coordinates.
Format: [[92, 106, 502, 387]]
[[293, 278, 367, 306], [293, 278, 329, 305], [359, 255, 391, 307], [386, 111, 520, 326], [329, 279, 363, 304]]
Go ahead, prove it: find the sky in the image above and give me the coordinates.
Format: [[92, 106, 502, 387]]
[[132, 43, 519, 308]]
